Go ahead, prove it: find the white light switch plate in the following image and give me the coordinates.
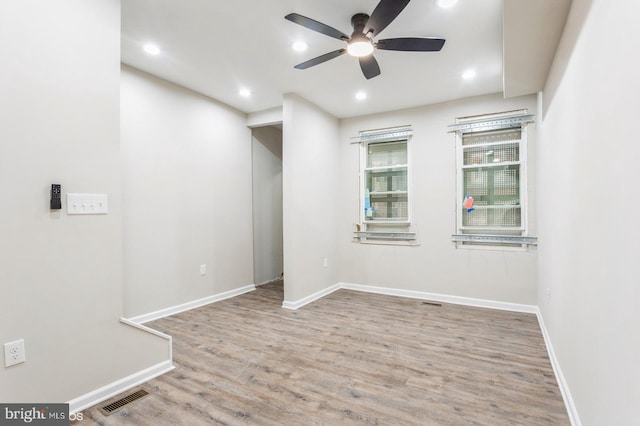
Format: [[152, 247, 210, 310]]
[[67, 193, 108, 215]]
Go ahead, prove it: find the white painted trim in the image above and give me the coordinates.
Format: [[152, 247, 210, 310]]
[[282, 283, 341, 310], [120, 317, 172, 340], [68, 360, 174, 414], [127, 284, 256, 324], [535, 308, 582, 426], [338, 282, 538, 314], [282, 282, 536, 314], [454, 119, 531, 248], [72, 286, 261, 415], [120, 317, 173, 361]]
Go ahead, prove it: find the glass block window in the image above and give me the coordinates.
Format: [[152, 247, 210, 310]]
[[362, 140, 409, 223]]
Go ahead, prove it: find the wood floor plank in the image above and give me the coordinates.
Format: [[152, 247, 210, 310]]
[[74, 282, 569, 425]]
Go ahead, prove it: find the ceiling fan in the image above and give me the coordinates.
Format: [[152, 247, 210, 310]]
[[284, 0, 446, 80]]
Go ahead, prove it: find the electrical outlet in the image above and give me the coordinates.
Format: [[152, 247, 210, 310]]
[[4, 339, 25, 367], [200, 264, 207, 276], [323, 258, 328, 268], [546, 288, 551, 303]]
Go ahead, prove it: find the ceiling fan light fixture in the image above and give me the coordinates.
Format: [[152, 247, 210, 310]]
[[347, 38, 374, 57]]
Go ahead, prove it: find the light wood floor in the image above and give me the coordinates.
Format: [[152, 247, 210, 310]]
[[75, 282, 569, 425]]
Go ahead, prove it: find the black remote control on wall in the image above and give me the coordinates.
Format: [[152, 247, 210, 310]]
[[51, 184, 61, 210]]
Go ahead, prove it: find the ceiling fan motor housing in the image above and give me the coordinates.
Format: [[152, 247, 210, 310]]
[[351, 13, 370, 37], [348, 13, 374, 57]]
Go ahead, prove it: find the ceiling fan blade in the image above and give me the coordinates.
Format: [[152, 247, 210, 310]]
[[294, 49, 347, 70], [376, 37, 446, 52], [364, 0, 411, 37], [359, 55, 381, 80], [285, 13, 350, 41]]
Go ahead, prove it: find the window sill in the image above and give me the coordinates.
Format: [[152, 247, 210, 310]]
[[353, 231, 419, 246], [451, 234, 537, 250], [355, 231, 416, 240], [363, 220, 411, 225]]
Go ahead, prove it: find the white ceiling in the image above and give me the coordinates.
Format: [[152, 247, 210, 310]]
[[121, 0, 569, 119]]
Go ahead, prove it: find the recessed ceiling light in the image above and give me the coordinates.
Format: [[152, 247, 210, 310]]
[[436, 0, 458, 8], [462, 69, 477, 80], [292, 41, 308, 52], [143, 43, 161, 55], [355, 91, 367, 101], [239, 88, 251, 98]]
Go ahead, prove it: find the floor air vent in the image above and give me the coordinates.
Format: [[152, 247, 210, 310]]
[[98, 388, 150, 416], [422, 301, 442, 307]]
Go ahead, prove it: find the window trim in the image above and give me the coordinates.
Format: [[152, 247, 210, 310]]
[[360, 136, 412, 225], [451, 110, 536, 248]]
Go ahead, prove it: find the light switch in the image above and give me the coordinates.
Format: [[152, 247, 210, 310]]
[[67, 193, 108, 215]]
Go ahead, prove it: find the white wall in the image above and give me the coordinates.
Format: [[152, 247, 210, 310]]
[[252, 126, 283, 285], [247, 107, 283, 128], [337, 93, 539, 304], [282, 94, 340, 303], [0, 1, 169, 403], [537, 0, 640, 424], [121, 66, 254, 318]]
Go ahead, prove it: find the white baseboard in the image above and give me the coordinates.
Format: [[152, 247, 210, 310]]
[[535, 309, 581, 426], [282, 283, 341, 310], [69, 286, 260, 414], [120, 317, 173, 361], [339, 282, 538, 313], [283, 281, 537, 314], [127, 284, 256, 324], [68, 360, 174, 414]]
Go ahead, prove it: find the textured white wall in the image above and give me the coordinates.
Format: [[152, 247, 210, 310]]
[[337, 93, 539, 304], [252, 126, 283, 285], [537, 0, 640, 424], [282, 94, 340, 302], [121, 66, 254, 317], [0, 1, 168, 403]]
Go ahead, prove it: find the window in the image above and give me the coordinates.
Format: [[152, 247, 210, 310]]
[[451, 111, 536, 247], [363, 139, 409, 223], [354, 127, 416, 244]]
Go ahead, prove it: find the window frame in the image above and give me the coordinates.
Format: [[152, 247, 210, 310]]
[[359, 136, 412, 226], [453, 110, 534, 248]]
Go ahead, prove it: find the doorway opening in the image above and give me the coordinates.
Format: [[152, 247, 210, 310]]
[[251, 125, 283, 300]]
